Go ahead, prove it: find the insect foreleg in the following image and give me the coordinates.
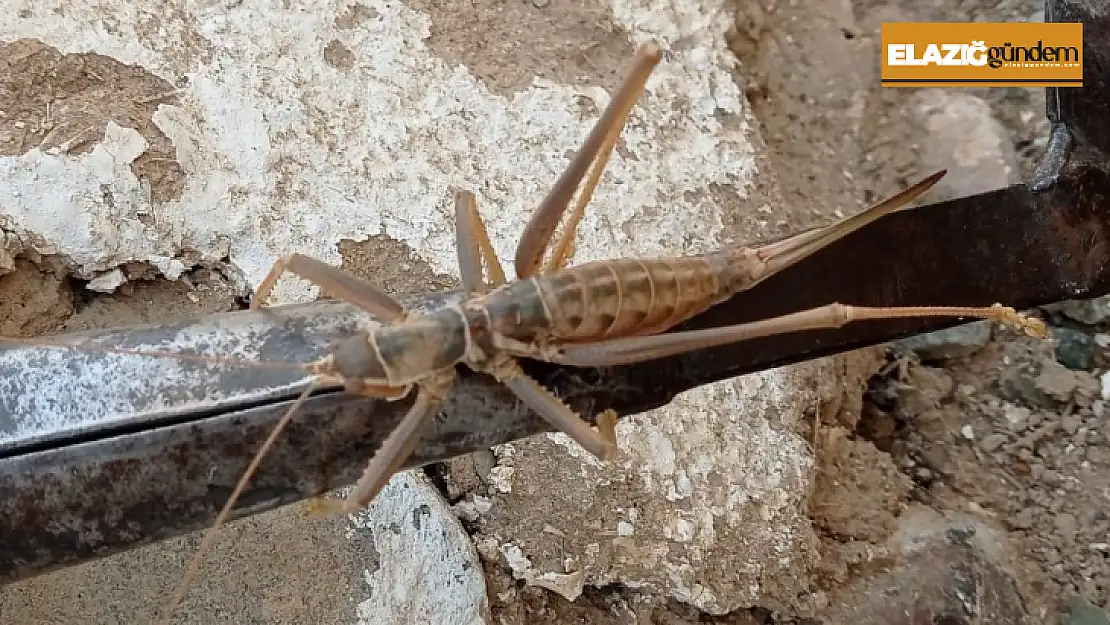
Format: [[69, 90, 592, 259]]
[[252, 252, 406, 320], [545, 303, 1047, 367], [339, 374, 452, 511]]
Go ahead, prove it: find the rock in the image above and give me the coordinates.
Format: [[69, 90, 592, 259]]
[[980, 433, 1007, 453], [999, 360, 1099, 408], [919, 442, 956, 478], [86, 268, 127, 292], [1045, 296, 1110, 326], [1052, 326, 1097, 371], [1064, 597, 1110, 625], [501, 543, 587, 601], [895, 321, 992, 362], [464, 362, 842, 616], [1086, 446, 1109, 465], [1054, 513, 1078, 542], [818, 506, 1034, 624], [1099, 371, 1110, 401], [1002, 403, 1032, 431], [910, 90, 1020, 201], [1000, 365, 1059, 409], [1008, 508, 1035, 530], [1061, 414, 1082, 436], [351, 472, 489, 625]]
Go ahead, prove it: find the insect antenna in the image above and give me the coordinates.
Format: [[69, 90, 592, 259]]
[[152, 381, 320, 625]]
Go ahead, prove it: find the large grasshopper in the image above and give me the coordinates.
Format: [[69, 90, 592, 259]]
[[0, 42, 1039, 624]]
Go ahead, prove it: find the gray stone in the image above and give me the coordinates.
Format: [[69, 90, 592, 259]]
[[819, 506, 1034, 624], [1064, 596, 1110, 625], [353, 472, 489, 625], [980, 433, 1008, 453], [1052, 326, 1097, 371], [910, 90, 1020, 201], [1045, 296, 1110, 326], [896, 320, 992, 362]]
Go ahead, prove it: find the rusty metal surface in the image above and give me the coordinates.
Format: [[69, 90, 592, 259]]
[[2, 0, 1108, 586]]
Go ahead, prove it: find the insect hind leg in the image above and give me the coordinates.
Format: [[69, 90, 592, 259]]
[[514, 44, 662, 279]]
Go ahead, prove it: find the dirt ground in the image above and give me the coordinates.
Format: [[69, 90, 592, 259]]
[[2, 0, 1107, 624]]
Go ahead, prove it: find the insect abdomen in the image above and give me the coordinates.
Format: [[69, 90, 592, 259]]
[[533, 256, 727, 343]]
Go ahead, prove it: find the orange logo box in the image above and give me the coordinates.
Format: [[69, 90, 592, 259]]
[[881, 22, 1083, 87]]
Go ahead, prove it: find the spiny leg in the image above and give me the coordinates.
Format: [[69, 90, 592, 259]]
[[341, 382, 448, 511], [456, 190, 619, 456], [545, 303, 1047, 367], [514, 43, 662, 280], [499, 361, 618, 460], [252, 252, 406, 321]]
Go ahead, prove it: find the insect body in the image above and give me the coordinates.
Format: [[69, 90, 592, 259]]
[[153, 41, 1046, 624]]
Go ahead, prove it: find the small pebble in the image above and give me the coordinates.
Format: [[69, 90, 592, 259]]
[[1055, 295, 1110, 326], [980, 433, 1007, 452], [1055, 512, 1078, 541], [961, 425, 975, 440], [1053, 326, 1097, 371], [1062, 415, 1083, 435], [896, 321, 991, 361], [1004, 403, 1031, 430], [1030, 462, 1045, 481], [1086, 447, 1108, 464], [1009, 508, 1034, 529]]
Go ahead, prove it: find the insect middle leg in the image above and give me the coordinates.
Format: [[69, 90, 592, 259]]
[[339, 369, 456, 511], [455, 189, 619, 459], [499, 44, 662, 455]]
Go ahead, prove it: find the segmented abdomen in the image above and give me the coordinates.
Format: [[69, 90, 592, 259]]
[[530, 255, 731, 343]]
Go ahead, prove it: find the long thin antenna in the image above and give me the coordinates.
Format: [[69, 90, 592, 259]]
[[152, 381, 319, 625]]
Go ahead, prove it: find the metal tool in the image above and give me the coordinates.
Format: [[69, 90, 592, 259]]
[[1, 0, 1107, 585]]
